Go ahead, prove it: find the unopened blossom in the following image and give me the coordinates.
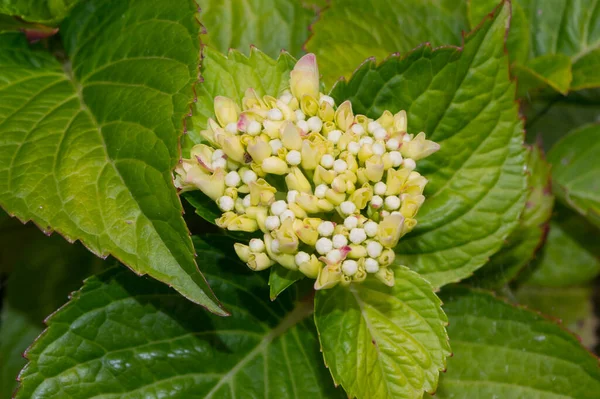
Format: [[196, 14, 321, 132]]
[[175, 53, 440, 290]]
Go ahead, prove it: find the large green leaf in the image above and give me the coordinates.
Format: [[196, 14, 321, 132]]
[[314, 266, 450, 399], [16, 238, 342, 399], [0, 0, 225, 313], [515, 284, 598, 349], [305, 0, 469, 86], [470, 144, 554, 288], [520, 206, 600, 287], [330, 1, 527, 287], [0, 214, 105, 397], [0, 0, 79, 24], [198, 0, 315, 59], [433, 287, 600, 398], [547, 124, 600, 227], [469, 0, 600, 93]]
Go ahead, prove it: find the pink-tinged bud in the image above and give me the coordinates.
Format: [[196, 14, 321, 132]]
[[214, 96, 240, 127], [298, 254, 321, 278], [290, 53, 320, 100], [190, 144, 214, 172], [281, 121, 302, 150], [285, 167, 312, 193], [314, 265, 342, 290], [377, 110, 394, 128], [234, 243, 251, 262], [377, 213, 405, 248], [249, 179, 277, 206], [247, 252, 275, 271], [393, 110, 407, 132], [375, 267, 395, 286], [186, 167, 225, 200], [261, 156, 289, 174], [246, 137, 271, 163], [335, 101, 354, 131], [400, 194, 425, 218], [400, 132, 440, 160]]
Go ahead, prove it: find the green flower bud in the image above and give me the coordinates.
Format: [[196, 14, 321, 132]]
[[227, 215, 258, 232], [375, 267, 395, 286], [248, 252, 275, 271], [335, 100, 354, 131], [315, 265, 342, 290], [234, 243, 251, 262], [214, 96, 240, 127]]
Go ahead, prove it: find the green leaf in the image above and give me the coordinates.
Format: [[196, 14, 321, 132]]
[[269, 266, 304, 300], [515, 284, 598, 349], [198, 0, 315, 59], [330, 1, 527, 288], [433, 287, 600, 399], [572, 49, 600, 90], [305, 0, 469, 86], [0, 214, 105, 397], [520, 206, 600, 287], [16, 239, 342, 399], [0, 0, 79, 24], [314, 266, 450, 399], [0, 13, 57, 36], [470, 144, 554, 288], [513, 53, 572, 95], [0, 0, 225, 313], [547, 124, 600, 226]]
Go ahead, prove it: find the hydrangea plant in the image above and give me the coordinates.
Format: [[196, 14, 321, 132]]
[[0, 1, 599, 399]]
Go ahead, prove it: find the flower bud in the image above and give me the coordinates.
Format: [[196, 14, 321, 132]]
[[264, 234, 297, 270], [275, 218, 299, 254], [375, 267, 395, 286], [377, 110, 394, 128], [393, 110, 407, 132], [227, 215, 258, 232], [290, 53, 320, 100], [281, 121, 302, 150], [242, 88, 267, 110], [400, 132, 440, 160], [216, 211, 238, 229], [301, 95, 319, 117], [234, 243, 251, 262], [214, 96, 240, 127], [318, 101, 335, 122], [249, 179, 277, 206], [347, 244, 367, 259], [289, 203, 308, 219], [365, 156, 385, 182], [189, 144, 214, 172], [325, 188, 346, 206], [285, 167, 312, 193], [400, 217, 417, 237], [261, 156, 289, 175], [248, 252, 275, 271], [322, 121, 336, 134], [246, 137, 271, 163], [335, 101, 354, 131], [314, 265, 342, 290], [400, 194, 425, 218], [301, 140, 320, 170], [385, 168, 411, 195], [317, 199, 335, 212], [405, 172, 428, 195], [187, 167, 225, 200], [216, 133, 246, 163], [295, 221, 319, 246], [352, 261, 368, 282], [350, 187, 373, 210], [298, 254, 321, 278], [357, 144, 374, 163], [377, 213, 405, 248], [297, 193, 321, 213]]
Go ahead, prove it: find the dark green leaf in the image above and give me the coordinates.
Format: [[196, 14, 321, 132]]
[[305, 0, 469, 86], [0, 0, 225, 313], [433, 287, 600, 398], [470, 144, 554, 288], [513, 53, 572, 95], [547, 124, 600, 226], [199, 0, 315, 59], [330, 1, 527, 287], [16, 239, 342, 399], [269, 266, 304, 300], [0, 0, 79, 24], [314, 266, 450, 399]]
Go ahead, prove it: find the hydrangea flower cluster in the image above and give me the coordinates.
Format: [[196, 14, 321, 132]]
[[175, 54, 440, 290]]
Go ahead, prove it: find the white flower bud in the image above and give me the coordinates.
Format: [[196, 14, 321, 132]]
[[344, 215, 358, 230], [225, 122, 238, 134], [370, 195, 383, 208], [268, 108, 283, 121], [296, 120, 309, 133], [374, 182, 387, 195], [385, 196, 401, 210], [319, 95, 335, 107], [402, 134, 412, 142], [365, 258, 379, 273], [351, 124, 365, 135], [225, 171, 241, 187], [271, 200, 288, 216], [333, 159, 348, 173], [316, 237, 333, 255], [295, 251, 310, 266], [265, 216, 281, 230], [340, 201, 357, 215], [249, 238, 265, 252], [247, 120, 262, 136], [212, 158, 227, 169], [403, 158, 416, 170], [359, 136, 374, 146], [320, 154, 334, 168], [287, 190, 299, 203], [286, 150, 302, 165], [342, 259, 358, 276], [242, 195, 251, 208], [269, 139, 283, 154], [367, 241, 383, 258], [349, 228, 366, 244], [242, 170, 258, 184], [315, 184, 328, 198], [295, 109, 306, 120], [389, 150, 403, 167], [364, 221, 378, 237], [333, 234, 348, 248], [348, 141, 360, 154], [279, 92, 293, 104], [280, 210, 295, 222], [386, 138, 400, 150], [212, 149, 225, 160], [373, 127, 387, 140], [218, 196, 234, 211], [307, 116, 323, 132], [326, 249, 342, 263], [318, 221, 335, 237], [367, 121, 381, 134], [271, 238, 281, 253], [327, 130, 343, 144], [372, 143, 385, 155]]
